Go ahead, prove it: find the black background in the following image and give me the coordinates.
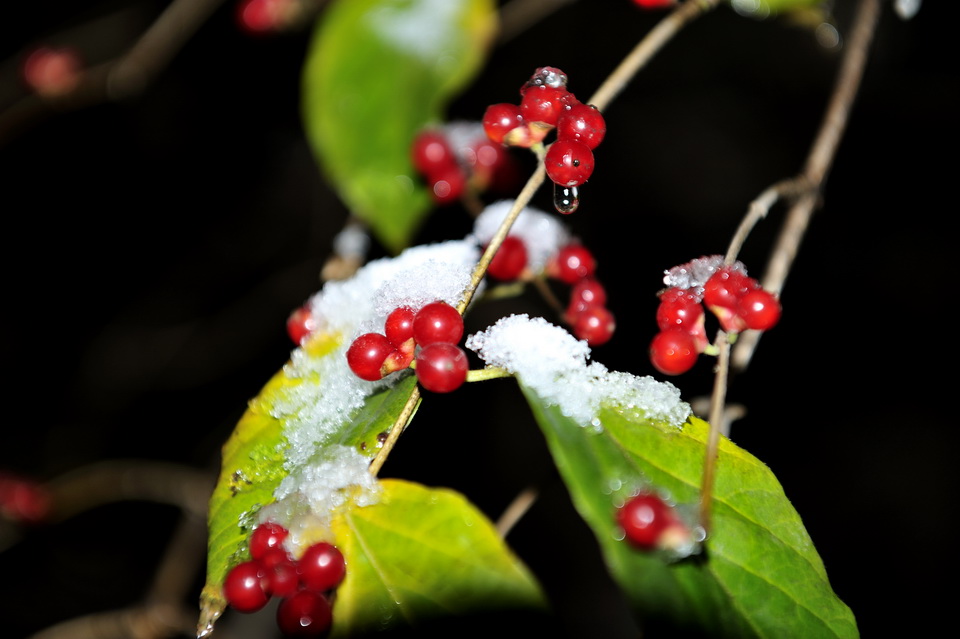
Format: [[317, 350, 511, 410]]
[[1, 1, 956, 637]]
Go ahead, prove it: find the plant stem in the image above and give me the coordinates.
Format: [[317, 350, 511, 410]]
[[730, 0, 881, 372], [369, 386, 422, 477], [699, 330, 729, 532], [376, 0, 721, 478], [699, 0, 882, 532]]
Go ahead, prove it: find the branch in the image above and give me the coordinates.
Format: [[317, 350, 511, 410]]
[[729, 0, 882, 372], [699, 0, 883, 532]]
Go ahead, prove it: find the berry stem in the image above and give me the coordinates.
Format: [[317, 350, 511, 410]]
[[698, 329, 730, 534], [466, 366, 512, 382]]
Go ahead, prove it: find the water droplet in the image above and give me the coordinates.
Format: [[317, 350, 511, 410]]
[[553, 183, 579, 214]]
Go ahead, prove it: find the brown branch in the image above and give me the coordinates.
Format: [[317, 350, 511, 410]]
[[698, 0, 883, 534], [28, 603, 199, 639], [729, 0, 882, 372], [368, 0, 719, 476]]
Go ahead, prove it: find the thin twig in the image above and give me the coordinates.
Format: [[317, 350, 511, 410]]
[[29, 603, 198, 639], [699, 0, 883, 532], [496, 486, 539, 537], [698, 330, 729, 532], [730, 0, 882, 372], [44, 460, 213, 523]]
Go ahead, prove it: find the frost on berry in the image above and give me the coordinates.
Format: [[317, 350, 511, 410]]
[[663, 255, 745, 293], [466, 314, 690, 428]]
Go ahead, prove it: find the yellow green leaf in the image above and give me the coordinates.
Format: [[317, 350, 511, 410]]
[[330, 478, 546, 636]]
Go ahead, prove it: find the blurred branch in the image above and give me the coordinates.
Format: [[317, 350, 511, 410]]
[[45, 459, 213, 523], [0, 0, 228, 147]]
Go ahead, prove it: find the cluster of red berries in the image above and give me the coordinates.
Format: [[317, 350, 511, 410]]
[[481, 233, 614, 346], [549, 244, 615, 347], [615, 491, 691, 552], [223, 522, 345, 637], [410, 124, 520, 205], [482, 67, 606, 192], [21, 46, 83, 98], [346, 301, 469, 393], [649, 265, 782, 375], [0, 471, 50, 525]]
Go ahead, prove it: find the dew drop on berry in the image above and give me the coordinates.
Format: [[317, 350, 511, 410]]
[[553, 184, 579, 214]]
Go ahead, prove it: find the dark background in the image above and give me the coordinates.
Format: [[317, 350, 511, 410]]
[[1, 0, 955, 637]]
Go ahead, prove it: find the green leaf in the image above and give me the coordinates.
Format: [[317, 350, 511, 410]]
[[330, 478, 546, 636], [199, 332, 420, 635], [302, 0, 497, 253], [727, 0, 828, 19], [522, 385, 858, 638]]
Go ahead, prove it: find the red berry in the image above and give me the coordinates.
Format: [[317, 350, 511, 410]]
[[737, 288, 781, 331], [346, 333, 394, 381], [486, 236, 528, 281], [236, 0, 287, 34], [412, 301, 463, 346], [299, 542, 346, 593], [287, 306, 317, 345], [384, 306, 416, 347], [428, 165, 466, 204], [223, 560, 269, 613], [262, 558, 301, 598], [411, 129, 458, 176], [573, 306, 616, 346], [544, 139, 595, 187], [0, 472, 51, 524], [519, 85, 574, 127], [616, 492, 676, 550], [567, 277, 608, 319], [482, 103, 524, 145], [632, 0, 675, 9], [250, 522, 290, 560], [649, 329, 699, 376], [415, 343, 469, 393], [276, 589, 333, 637], [550, 244, 597, 284], [703, 267, 757, 332], [21, 46, 82, 97], [655, 287, 704, 332], [556, 103, 606, 150]]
